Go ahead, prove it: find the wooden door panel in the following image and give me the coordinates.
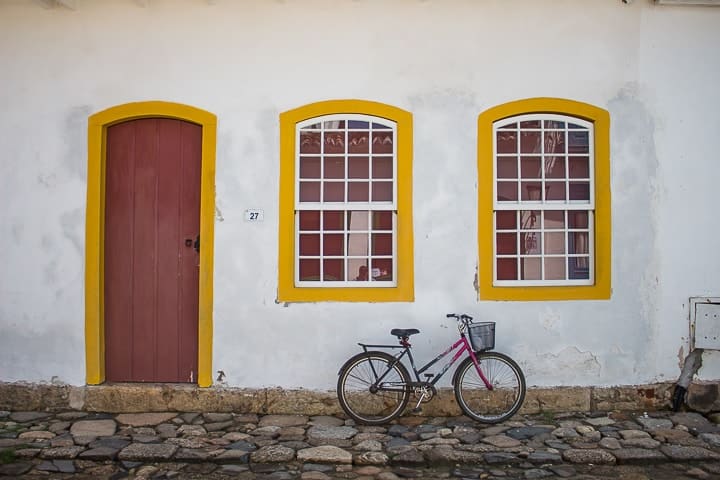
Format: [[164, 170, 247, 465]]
[[105, 122, 135, 382], [105, 118, 201, 383]]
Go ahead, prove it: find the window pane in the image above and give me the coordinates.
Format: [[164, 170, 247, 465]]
[[569, 211, 588, 228], [372, 132, 393, 153], [569, 257, 590, 279], [370, 259, 393, 281], [497, 157, 517, 178], [299, 210, 320, 231], [323, 233, 344, 255], [544, 232, 565, 254], [521, 182, 543, 201], [496, 131, 517, 154], [300, 132, 320, 154], [544, 131, 566, 154], [546, 181, 566, 201], [496, 233, 517, 255], [373, 211, 393, 230], [545, 258, 566, 280], [568, 131, 589, 154], [520, 157, 541, 179], [497, 181, 518, 201], [523, 231, 541, 254], [372, 122, 391, 130], [347, 211, 369, 230], [497, 258, 517, 280], [324, 132, 345, 154], [372, 157, 393, 179], [324, 182, 344, 202], [349, 260, 369, 281], [348, 157, 369, 179], [545, 157, 565, 179], [324, 211, 344, 230], [569, 182, 590, 201], [544, 120, 565, 129], [496, 211, 517, 230], [372, 182, 393, 201], [348, 120, 369, 129], [299, 182, 320, 202], [544, 210, 565, 228], [348, 233, 369, 255], [323, 259, 344, 281], [324, 120, 345, 129], [520, 120, 541, 129], [520, 131, 541, 153], [520, 257, 541, 280], [299, 234, 320, 256], [299, 259, 320, 281], [348, 182, 369, 202], [348, 132, 369, 153], [323, 158, 344, 179], [498, 122, 517, 130], [372, 233, 393, 255], [519, 210, 540, 230], [300, 157, 321, 178], [570, 232, 589, 254], [569, 157, 590, 178]]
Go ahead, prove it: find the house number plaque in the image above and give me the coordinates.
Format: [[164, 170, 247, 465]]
[[244, 209, 264, 222]]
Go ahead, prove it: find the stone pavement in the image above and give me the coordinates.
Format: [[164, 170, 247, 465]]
[[1, 409, 720, 479]]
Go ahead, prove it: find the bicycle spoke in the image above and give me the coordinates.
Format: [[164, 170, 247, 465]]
[[454, 352, 526, 424], [337, 352, 410, 425]]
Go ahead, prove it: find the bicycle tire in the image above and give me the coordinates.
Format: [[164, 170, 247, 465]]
[[337, 351, 411, 425], [453, 351, 526, 424]]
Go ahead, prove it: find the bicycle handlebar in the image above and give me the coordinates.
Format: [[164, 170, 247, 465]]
[[446, 313, 473, 324]]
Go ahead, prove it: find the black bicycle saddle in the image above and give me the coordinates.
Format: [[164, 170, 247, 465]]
[[391, 328, 420, 338]]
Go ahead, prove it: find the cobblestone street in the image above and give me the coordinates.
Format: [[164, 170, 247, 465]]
[[1, 409, 720, 479]]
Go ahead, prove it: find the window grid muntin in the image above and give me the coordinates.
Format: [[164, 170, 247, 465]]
[[295, 114, 398, 287], [493, 114, 594, 286]]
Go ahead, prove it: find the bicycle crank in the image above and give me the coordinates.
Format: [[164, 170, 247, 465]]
[[411, 384, 437, 413]]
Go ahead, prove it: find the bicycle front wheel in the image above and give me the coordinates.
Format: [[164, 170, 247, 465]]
[[454, 351, 526, 424], [337, 351, 411, 425]]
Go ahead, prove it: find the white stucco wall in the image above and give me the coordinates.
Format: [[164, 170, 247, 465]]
[[1, 0, 719, 389]]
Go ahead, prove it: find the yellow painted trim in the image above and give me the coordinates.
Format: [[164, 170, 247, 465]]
[[278, 100, 414, 302], [477, 98, 611, 301], [86, 101, 216, 386]]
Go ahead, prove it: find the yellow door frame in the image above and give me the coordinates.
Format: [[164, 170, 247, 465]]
[[85, 101, 216, 387]]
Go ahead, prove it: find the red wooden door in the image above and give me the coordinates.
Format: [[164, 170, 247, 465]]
[[104, 118, 201, 383]]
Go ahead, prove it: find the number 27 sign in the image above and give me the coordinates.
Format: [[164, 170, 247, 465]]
[[244, 209, 264, 222]]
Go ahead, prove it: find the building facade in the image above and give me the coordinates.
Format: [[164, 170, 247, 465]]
[[1, 0, 719, 395]]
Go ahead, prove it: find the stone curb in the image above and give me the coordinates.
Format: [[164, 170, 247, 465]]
[[0, 382, 675, 415]]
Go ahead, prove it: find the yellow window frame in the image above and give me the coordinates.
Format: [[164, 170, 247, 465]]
[[278, 100, 414, 302], [477, 98, 611, 301]]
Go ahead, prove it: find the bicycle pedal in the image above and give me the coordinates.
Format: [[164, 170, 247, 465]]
[[411, 407, 423, 414]]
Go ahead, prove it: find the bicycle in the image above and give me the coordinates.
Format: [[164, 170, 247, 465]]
[[336, 313, 526, 425]]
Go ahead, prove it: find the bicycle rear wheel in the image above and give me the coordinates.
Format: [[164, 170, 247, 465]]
[[337, 351, 411, 425], [454, 351, 526, 424]]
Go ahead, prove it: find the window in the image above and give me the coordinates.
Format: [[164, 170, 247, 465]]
[[278, 100, 414, 302], [478, 98, 610, 300]]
